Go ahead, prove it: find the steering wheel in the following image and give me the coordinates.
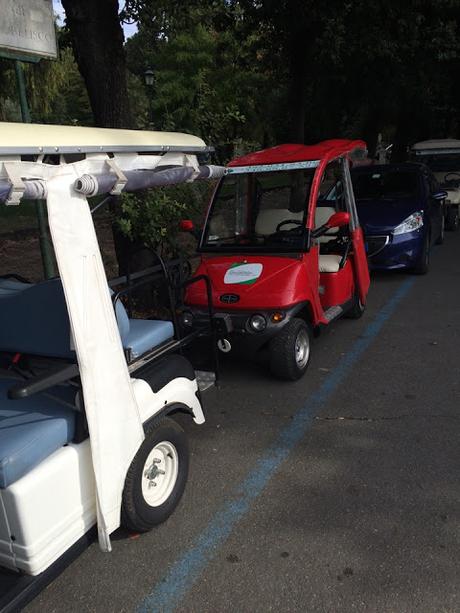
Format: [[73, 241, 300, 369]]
[[444, 172, 460, 182], [275, 219, 303, 232]]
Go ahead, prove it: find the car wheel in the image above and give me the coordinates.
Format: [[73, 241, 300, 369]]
[[269, 318, 311, 381], [412, 232, 430, 275], [121, 417, 189, 532], [346, 293, 366, 319], [446, 206, 459, 231], [435, 215, 445, 245]]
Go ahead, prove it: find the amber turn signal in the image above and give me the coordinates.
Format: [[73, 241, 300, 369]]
[[271, 312, 285, 323]]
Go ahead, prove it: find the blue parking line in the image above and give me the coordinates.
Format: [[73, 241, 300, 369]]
[[138, 277, 416, 613]]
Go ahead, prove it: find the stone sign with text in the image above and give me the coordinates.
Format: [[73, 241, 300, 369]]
[[0, 0, 57, 60]]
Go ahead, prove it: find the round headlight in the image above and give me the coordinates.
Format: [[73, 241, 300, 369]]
[[248, 314, 267, 332], [181, 311, 194, 327]]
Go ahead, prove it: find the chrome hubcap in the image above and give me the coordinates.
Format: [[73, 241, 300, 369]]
[[141, 441, 179, 507], [295, 329, 310, 368]]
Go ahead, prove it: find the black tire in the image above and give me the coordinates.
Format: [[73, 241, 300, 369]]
[[435, 215, 445, 245], [346, 293, 366, 319], [446, 206, 459, 231], [121, 417, 189, 532], [412, 232, 430, 275], [269, 317, 311, 381]]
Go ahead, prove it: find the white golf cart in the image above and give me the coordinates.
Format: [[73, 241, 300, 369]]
[[0, 122, 223, 610], [411, 139, 460, 230]]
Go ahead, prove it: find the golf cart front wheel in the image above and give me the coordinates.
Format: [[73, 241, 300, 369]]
[[269, 317, 311, 381], [121, 417, 189, 532]]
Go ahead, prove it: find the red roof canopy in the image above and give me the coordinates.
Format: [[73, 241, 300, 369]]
[[228, 139, 367, 167]]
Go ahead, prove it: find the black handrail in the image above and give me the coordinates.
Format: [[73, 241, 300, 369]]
[[8, 363, 79, 400], [179, 274, 219, 383], [110, 249, 218, 382]]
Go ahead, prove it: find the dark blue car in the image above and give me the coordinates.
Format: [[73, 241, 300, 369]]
[[351, 163, 446, 274]]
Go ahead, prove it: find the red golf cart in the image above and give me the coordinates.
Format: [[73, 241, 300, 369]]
[[181, 140, 370, 380]]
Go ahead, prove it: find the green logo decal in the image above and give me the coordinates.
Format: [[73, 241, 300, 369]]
[[224, 263, 263, 285]]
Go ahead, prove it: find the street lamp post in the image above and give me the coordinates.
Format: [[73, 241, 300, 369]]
[[144, 67, 155, 128]]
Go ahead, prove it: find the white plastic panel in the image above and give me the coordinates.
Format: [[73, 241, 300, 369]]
[[1, 441, 96, 575], [132, 376, 204, 425]]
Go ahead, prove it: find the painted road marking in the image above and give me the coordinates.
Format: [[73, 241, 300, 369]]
[[138, 277, 416, 613]]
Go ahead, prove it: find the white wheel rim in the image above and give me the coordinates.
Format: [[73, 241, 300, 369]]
[[141, 441, 179, 507], [295, 328, 310, 368]]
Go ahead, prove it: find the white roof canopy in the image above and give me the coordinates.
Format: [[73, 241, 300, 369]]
[[412, 139, 460, 154], [0, 122, 211, 155], [0, 122, 224, 205]]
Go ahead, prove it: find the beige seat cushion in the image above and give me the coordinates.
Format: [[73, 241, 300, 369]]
[[315, 206, 338, 244], [319, 254, 342, 273], [255, 209, 303, 234]]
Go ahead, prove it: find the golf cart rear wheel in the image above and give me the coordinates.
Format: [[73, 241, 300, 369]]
[[346, 293, 366, 319], [435, 215, 445, 245], [269, 317, 311, 381], [121, 417, 189, 533], [446, 207, 459, 231]]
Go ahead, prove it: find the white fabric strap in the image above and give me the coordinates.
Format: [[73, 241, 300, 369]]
[[46, 168, 144, 551]]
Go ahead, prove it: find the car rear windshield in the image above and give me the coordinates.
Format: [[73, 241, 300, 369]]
[[352, 170, 419, 200], [201, 169, 314, 252]]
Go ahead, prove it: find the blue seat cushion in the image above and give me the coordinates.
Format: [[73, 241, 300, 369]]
[[0, 280, 74, 358], [0, 377, 76, 488], [0, 278, 176, 363], [0, 280, 132, 359], [0, 279, 33, 298], [124, 320, 174, 359]]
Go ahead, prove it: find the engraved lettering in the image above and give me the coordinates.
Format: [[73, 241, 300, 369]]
[[0, 0, 57, 58], [11, 6, 26, 17]]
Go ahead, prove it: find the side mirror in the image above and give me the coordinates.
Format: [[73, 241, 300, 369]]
[[180, 219, 195, 232], [432, 190, 448, 201], [326, 211, 350, 228]]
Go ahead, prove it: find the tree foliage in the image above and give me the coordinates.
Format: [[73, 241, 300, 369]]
[[6, 0, 460, 256]]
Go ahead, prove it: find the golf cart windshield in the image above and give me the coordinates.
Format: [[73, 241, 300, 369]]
[[417, 154, 460, 172], [352, 170, 419, 201], [202, 168, 314, 252], [412, 154, 460, 186]]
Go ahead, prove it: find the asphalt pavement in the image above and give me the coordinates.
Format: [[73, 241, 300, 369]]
[[27, 233, 460, 613]]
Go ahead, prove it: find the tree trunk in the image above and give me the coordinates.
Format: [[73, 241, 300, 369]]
[[392, 105, 413, 163], [361, 108, 381, 159], [62, 0, 138, 291], [61, 0, 132, 128]]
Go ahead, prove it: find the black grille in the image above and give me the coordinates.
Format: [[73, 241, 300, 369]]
[[366, 235, 389, 257]]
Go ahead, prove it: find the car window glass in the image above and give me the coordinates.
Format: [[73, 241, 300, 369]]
[[352, 170, 419, 200]]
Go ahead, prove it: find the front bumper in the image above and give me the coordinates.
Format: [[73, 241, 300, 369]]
[[181, 304, 303, 358], [366, 230, 424, 270]]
